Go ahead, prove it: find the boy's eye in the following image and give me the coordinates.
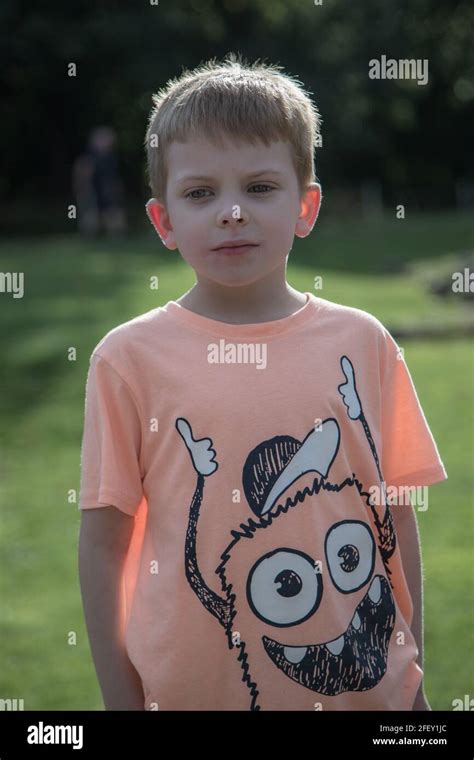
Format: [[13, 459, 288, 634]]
[[248, 183, 274, 193], [184, 184, 274, 200], [185, 188, 212, 200]]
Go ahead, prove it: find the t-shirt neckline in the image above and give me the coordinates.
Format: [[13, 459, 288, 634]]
[[163, 291, 320, 339]]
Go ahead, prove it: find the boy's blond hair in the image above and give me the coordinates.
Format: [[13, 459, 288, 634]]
[[144, 52, 321, 204]]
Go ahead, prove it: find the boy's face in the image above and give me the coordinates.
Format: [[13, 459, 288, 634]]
[[146, 136, 321, 287]]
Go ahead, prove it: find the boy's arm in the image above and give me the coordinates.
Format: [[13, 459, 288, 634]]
[[391, 499, 431, 711], [78, 505, 145, 710]]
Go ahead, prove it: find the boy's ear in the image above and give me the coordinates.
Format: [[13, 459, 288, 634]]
[[145, 198, 156, 225], [295, 183, 322, 239], [145, 198, 178, 250]]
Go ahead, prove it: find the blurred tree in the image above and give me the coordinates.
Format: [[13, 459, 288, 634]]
[[1, 0, 473, 230]]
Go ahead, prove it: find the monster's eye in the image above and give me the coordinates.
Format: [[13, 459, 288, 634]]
[[246, 548, 323, 627], [325, 520, 375, 594]]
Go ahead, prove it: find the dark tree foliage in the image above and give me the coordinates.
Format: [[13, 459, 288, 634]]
[[1, 0, 473, 225]]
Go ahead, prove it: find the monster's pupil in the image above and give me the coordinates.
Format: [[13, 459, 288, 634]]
[[274, 569, 302, 597], [338, 544, 359, 572]]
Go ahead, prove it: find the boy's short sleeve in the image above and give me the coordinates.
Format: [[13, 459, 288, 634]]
[[379, 327, 448, 489], [79, 351, 144, 516]]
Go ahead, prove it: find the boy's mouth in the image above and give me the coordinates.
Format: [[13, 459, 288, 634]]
[[261, 575, 395, 695], [212, 238, 258, 249], [213, 244, 259, 255], [211, 239, 259, 255]]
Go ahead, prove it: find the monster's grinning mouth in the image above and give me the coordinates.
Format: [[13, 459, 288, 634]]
[[261, 575, 395, 695]]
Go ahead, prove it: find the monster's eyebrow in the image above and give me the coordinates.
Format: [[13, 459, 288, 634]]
[[176, 169, 284, 185]]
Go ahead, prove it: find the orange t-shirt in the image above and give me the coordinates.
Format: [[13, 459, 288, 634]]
[[79, 292, 447, 711]]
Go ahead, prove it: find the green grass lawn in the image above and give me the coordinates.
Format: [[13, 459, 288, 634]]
[[1, 212, 473, 710]]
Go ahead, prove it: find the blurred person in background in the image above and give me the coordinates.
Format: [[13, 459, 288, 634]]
[[72, 126, 127, 238]]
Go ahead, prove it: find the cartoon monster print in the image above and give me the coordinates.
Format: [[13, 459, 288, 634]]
[[176, 355, 398, 710]]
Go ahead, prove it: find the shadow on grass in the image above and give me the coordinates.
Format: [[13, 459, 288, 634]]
[[0, 234, 173, 426]]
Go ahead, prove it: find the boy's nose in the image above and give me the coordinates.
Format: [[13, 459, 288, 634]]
[[217, 204, 248, 225]]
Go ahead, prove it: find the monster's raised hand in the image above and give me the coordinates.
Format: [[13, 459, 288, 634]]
[[176, 417, 219, 476], [338, 356, 362, 420]]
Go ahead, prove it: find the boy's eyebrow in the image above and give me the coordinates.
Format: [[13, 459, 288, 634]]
[[175, 169, 284, 185]]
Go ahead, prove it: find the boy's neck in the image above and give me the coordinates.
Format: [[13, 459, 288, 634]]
[[175, 278, 307, 325]]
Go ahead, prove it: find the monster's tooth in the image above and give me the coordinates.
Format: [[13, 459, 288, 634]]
[[284, 646, 308, 664], [325, 634, 344, 655], [352, 610, 362, 630], [369, 576, 381, 604]]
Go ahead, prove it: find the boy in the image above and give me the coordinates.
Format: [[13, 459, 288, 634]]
[[78, 54, 447, 711]]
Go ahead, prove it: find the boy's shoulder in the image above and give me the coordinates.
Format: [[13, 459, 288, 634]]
[[88, 304, 171, 369], [315, 296, 390, 341]]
